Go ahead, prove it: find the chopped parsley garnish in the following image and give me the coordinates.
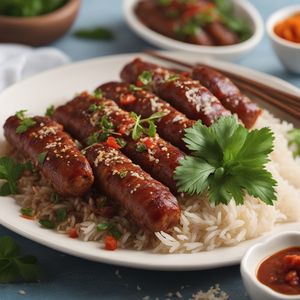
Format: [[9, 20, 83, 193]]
[[138, 71, 153, 86], [131, 111, 168, 140], [119, 170, 128, 179], [0, 156, 26, 196], [45, 105, 55, 117], [39, 219, 55, 229], [100, 115, 114, 131], [89, 103, 104, 113], [97, 223, 122, 240], [115, 138, 127, 148], [93, 89, 103, 99], [174, 116, 277, 205], [129, 84, 143, 92], [37, 151, 48, 165], [86, 132, 100, 146], [167, 74, 180, 82], [136, 143, 147, 153], [15, 110, 36, 134], [0, 236, 39, 283], [55, 208, 67, 223], [20, 208, 33, 217], [74, 27, 114, 40], [287, 128, 300, 158]]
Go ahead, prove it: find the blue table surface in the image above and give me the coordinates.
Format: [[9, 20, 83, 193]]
[[1, 1, 299, 299]]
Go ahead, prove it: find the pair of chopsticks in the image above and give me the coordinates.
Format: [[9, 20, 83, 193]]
[[145, 51, 300, 120]]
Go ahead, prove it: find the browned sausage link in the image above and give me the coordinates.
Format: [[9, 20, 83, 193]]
[[53, 93, 184, 194], [3, 115, 94, 196], [120, 58, 231, 126], [99, 81, 196, 151], [86, 143, 180, 232], [135, 0, 179, 39], [192, 66, 263, 128], [205, 22, 238, 45]]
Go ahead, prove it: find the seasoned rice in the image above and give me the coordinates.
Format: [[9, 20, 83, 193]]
[[8, 110, 300, 253]]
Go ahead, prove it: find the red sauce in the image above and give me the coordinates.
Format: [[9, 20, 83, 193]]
[[257, 247, 300, 295]]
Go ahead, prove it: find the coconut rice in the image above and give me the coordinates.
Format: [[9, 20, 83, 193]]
[[8, 110, 300, 253]]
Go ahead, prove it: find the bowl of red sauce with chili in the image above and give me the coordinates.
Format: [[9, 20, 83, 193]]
[[241, 232, 300, 300]]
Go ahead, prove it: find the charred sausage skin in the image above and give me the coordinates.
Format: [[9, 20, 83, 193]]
[[53, 93, 184, 194], [99, 81, 196, 151], [192, 66, 262, 128], [120, 58, 231, 126], [85, 143, 180, 232], [4, 115, 94, 196]]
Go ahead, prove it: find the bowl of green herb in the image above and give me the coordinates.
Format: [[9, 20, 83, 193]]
[[0, 0, 80, 46]]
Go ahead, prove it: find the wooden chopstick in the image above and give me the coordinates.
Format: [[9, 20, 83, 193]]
[[145, 51, 300, 118]]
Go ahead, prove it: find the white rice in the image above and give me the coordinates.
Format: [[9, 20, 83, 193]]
[[11, 110, 300, 253]]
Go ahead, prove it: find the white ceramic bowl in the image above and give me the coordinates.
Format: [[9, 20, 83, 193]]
[[266, 5, 300, 74], [241, 232, 300, 300], [123, 0, 263, 61]]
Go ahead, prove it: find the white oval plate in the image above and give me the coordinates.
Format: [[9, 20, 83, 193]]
[[0, 52, 299, 271], [123, 0, 264, 61]]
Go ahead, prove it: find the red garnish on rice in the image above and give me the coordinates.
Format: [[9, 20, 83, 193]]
[[144, 137, 154, 149], [104, 235, 117, 250], [68, 228, 78, 238], [120, 94, 136, 106], [21, 214, 34, 220], [106, 136, 121, 149]]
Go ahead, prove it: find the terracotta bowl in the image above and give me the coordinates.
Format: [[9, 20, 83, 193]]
[[0, 0, 80, 46]]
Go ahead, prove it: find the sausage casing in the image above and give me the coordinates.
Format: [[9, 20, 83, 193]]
[[4, 115, 94, 196], [85, 143, 180, 232], [99, 81, 196, 151], [192, 65, 262, 128], [120, 58, 231, 126]]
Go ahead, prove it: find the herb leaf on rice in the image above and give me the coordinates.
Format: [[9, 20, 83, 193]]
[[174, 116, 277, 205]]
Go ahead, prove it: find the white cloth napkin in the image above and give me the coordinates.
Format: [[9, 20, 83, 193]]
[[0, 44, 70, 91]]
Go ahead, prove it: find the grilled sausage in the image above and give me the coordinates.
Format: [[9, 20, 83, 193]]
[[85, 143, 180, 232], [53, 93, 184, 194], [205, 22, 238, 45], [99, 81, 196, 151], [192, 66, 262, 128], [120, 58, 231, 125], [4, 115, 94, 196]]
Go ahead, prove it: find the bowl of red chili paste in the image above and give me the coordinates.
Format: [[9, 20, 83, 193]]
[[123, 0, 263, 61], [241, 232, 300, 300]]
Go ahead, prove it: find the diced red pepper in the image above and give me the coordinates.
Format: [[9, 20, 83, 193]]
[[144, 138, 154, 149], [120, 94, 136, 106], [136, 79, 144, 87], [104, 235, 117, 251], [118, 125, 128, 136], [68, 228, 78, 239], [106, 136, 121, 149], [180, 71, 190, 78], [21, 214, 35, 220]]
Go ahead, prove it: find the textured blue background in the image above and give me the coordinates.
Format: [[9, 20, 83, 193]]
[[1, 1, 299, 299]]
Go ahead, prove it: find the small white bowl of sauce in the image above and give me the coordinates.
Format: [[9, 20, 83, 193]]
[[241, 232, 300, 300]]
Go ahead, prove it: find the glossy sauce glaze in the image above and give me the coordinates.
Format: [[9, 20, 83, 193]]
[[257, 247, 300, 295]]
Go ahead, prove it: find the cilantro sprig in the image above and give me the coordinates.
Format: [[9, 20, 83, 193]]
[[130, 111, 168, 140], [0, 157, 27, 196], [0, 236, 39, 283], [15, 110, 36, 134], [175, 116, 277, 205], [287, 128, 300, 158], [97, 223, 122, 240]]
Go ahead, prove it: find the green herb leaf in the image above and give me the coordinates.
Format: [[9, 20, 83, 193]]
[[20, 208, 33, 217], [39, 219, 55, 229], [86, 132, 100, 146], [136, 143, 147, 153], [74, 27, 114, 40], [89, 103, 104, 113], [55, 208, 67, 223], [287, 128, 300, 158], [175, 116, 277, 205], [93, 90, 103, 99], [116, 138, 127, 148], [38, 151, 48, 165], [0, 236, 39, 283], [119, 170, 128, 179], [0, 156, 24, 196], [45, 105, 55, 117], [167, 74, 180, 82], [15, 110, 36, 134], [97, 223, 122, 240], [100, 116, 113, 131], [97, 223, 110, 231], [138, 71, 153, 86], [129, 84, 143, 92]]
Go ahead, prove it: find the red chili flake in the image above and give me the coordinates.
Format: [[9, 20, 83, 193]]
[[106, 136, 121, 149], [104, 235, 117, 251], [144, 138, 154, 149], [68, 228, 78, 239], [120, 94, 136, 106]]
